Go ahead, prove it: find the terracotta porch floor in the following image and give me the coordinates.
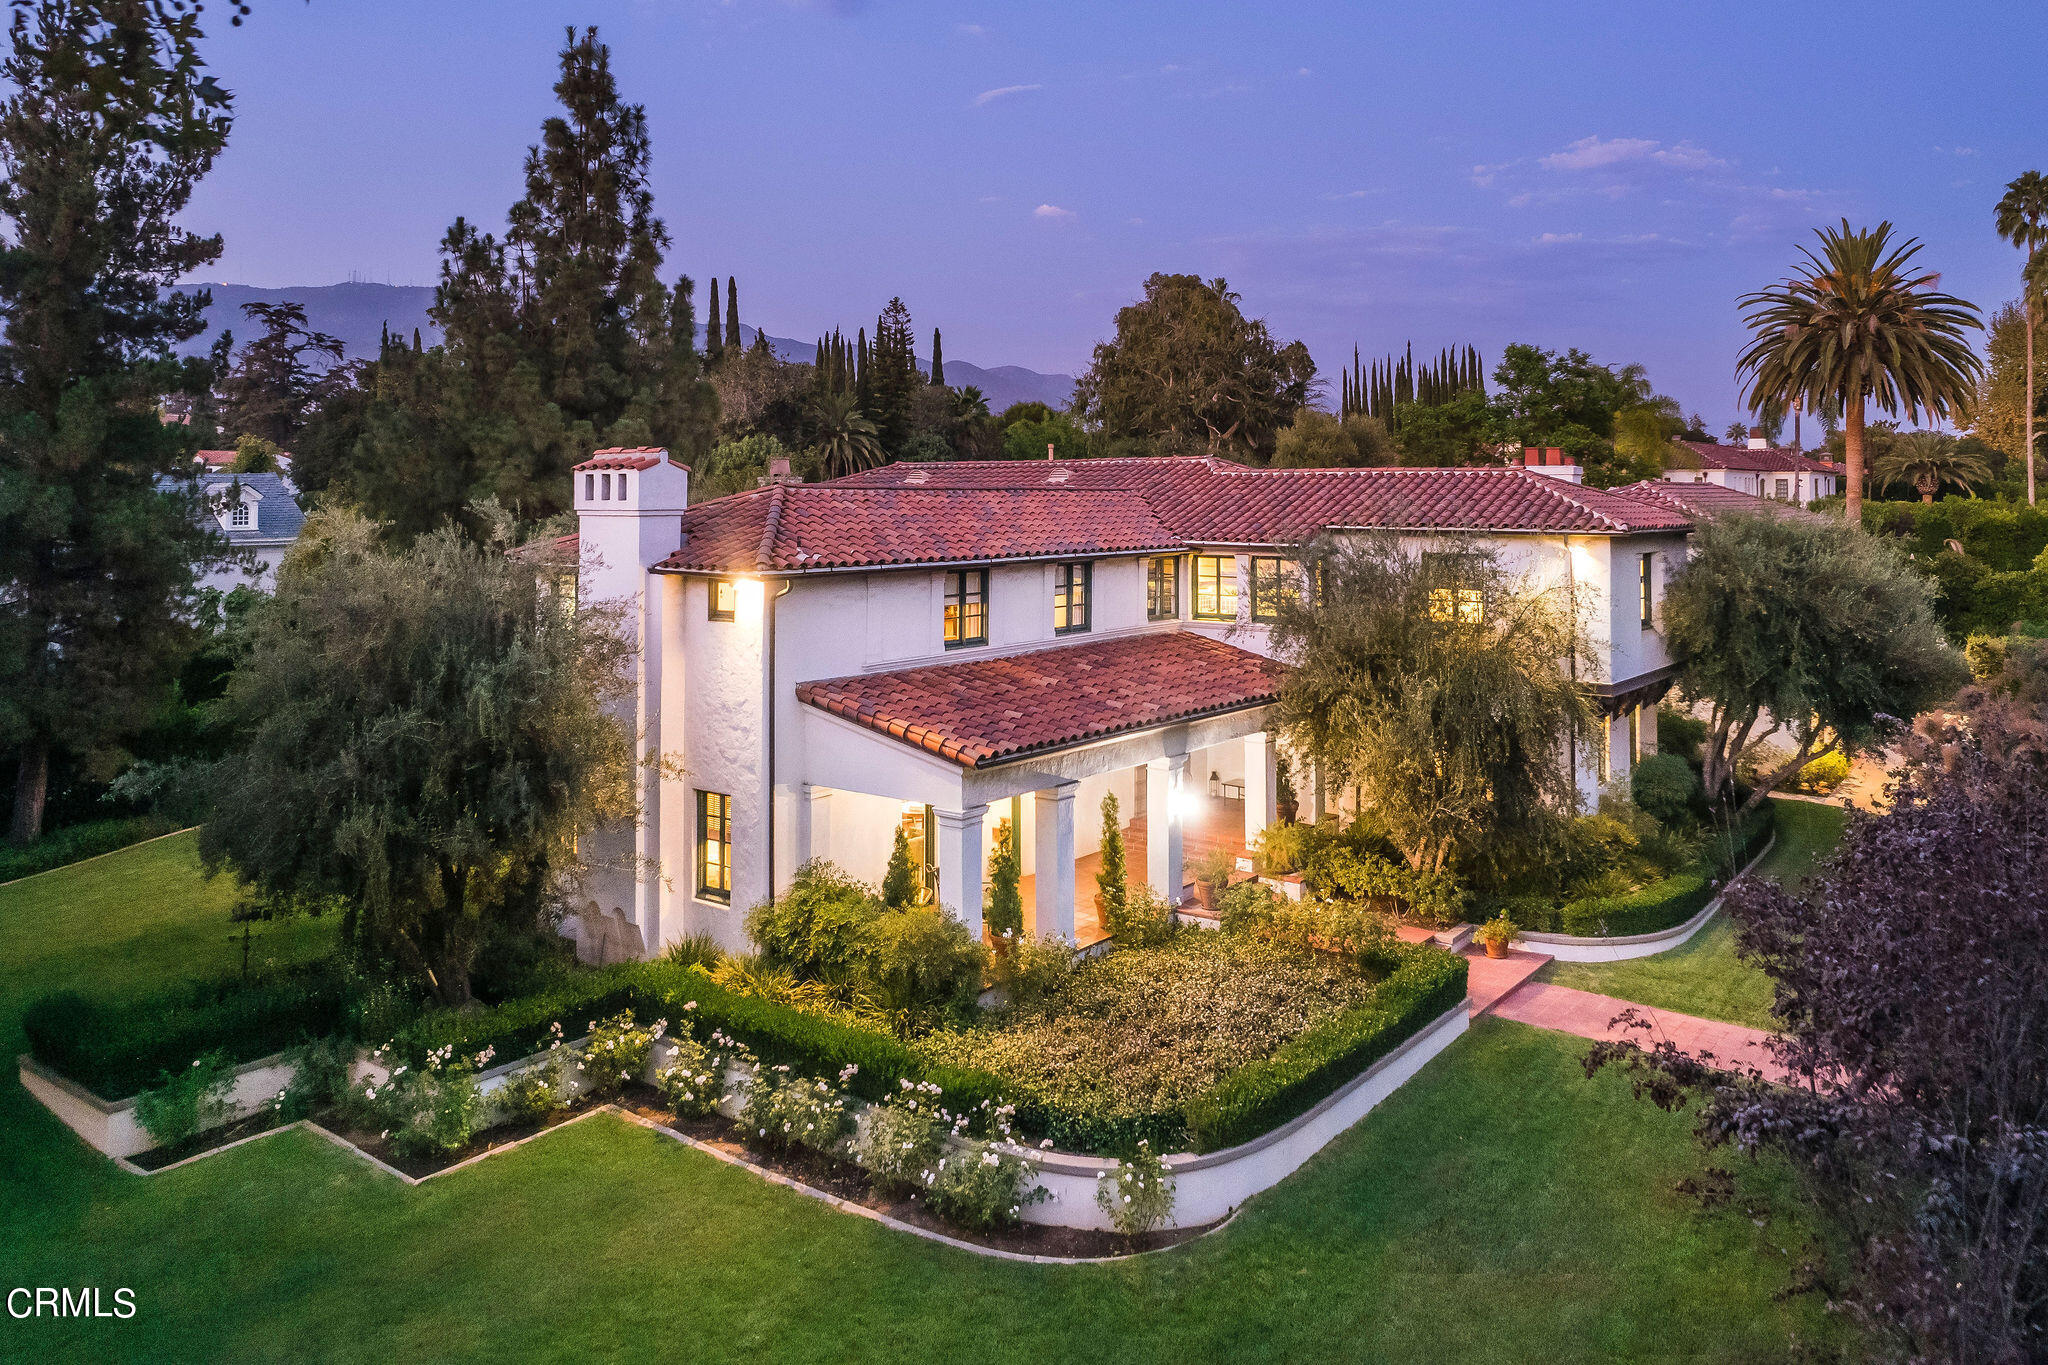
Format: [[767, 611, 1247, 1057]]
[[1019, 794, 1253, 948]]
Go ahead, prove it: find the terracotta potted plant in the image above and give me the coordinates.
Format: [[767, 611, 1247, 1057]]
[[1477, 912, 1515, 960], [1191, 847, 1235, 911]]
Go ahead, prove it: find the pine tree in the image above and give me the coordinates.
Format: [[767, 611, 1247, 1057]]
[[881, 825, 919, 909], [868, 297, 917, 451], [930, 327, 944, 386], [724, 274, 739, 354], [705, 274, 722, 355], [1094, 792, 1129, 929], [0, 2, 235, 843], [985, 817, 1022, 938]]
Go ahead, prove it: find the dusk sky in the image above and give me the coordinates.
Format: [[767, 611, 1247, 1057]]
[[186, 0, 2048, 424]]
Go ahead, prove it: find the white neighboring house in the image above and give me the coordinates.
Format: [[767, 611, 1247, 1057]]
[[189, 470, 305, 593], [551, 444, 1729, 965], [1663, 433, 1841, 504]]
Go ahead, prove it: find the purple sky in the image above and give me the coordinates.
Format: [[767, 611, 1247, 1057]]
[[184, 0, 2048, 424]]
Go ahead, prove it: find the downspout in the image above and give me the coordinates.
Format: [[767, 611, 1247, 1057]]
[[1565, 538, 1579, 784], [764, 579, 778, 899]]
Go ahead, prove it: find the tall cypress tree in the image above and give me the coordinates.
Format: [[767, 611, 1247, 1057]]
[[0, 2, 234, 842], [930, 327, 944, 386], [705, 274, 722, 356], [868, 297, 916, 451], [724, 274, 739, 354]]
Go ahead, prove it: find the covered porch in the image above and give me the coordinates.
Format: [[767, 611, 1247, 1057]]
[[792, 632, 1293, 945]]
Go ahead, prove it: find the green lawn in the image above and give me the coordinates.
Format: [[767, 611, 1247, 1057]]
[[0, 835, 1841, 1363], [1535, 802, 1849, 1031]]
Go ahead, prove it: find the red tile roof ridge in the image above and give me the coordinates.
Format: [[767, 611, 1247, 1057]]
[[754, 483, 787, 572]]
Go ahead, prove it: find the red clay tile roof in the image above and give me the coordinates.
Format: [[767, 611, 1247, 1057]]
[[796, 631, 1287, 767], [837, 457, 1690, 538], [655, 484, 1182, 574], [1616, 480, 1827, 523], [1671, 440, 1837, 474], [576, 448, 684, 472]]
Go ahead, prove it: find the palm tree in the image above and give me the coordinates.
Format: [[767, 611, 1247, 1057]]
[[1995, 171, 2048, 504], [1737, 220, 1983, 523], [1872, 430, 1991, 503], [811, 392, 884, 477]]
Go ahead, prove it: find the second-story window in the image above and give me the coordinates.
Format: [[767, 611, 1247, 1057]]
[[1193, 554, 1238, 621], [1146, 555, 1179, 621], [1053, 562, 1091, 634], [229, 502, 251, 528], [1639, 553, 1655, 630], [944, 568, 988, 647], [1249, 556, 1293, 623]]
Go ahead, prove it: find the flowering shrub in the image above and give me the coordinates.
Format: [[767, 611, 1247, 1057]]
[[740, 1063, 857, 1157], [365, 1042, 492, 1158], [1096, 1139, 1175, 1237], [575, 1011, 664, 1098], [1307, 847, 1465, 928], [655, 1024, 751, 1121], [852, 1079, 961, 1196], [496, 1029, 570, 1124], [133, 1050, 238, 1146], [921, 1139, 1047, 1232]]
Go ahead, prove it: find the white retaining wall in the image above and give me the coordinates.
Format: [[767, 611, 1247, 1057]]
[[1516, 832, 1776, 963], [18, 1051, 302, 1160]]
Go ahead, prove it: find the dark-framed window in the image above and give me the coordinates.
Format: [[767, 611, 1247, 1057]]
[[1053, 561, 1091, 634], [944, 568, 989, 647], [696, 790, 732, 903], [1146, 555, 1180, 621], [1639, 553, 1655, 629], [1193, 554, 1238, 621], [1249, 556, 1293, 623], [709, 578, 737, 621]]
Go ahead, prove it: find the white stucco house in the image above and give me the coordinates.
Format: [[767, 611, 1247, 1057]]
[[552, 442, 1765, 965], [1663, 434, 1841, 504], [192, 470, 304, 593]]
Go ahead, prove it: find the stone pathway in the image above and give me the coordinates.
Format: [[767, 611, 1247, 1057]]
[[1492, 980, 1789, 1081]]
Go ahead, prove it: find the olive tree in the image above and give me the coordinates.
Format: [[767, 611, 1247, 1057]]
[[200, 511, 636, 1003], [1266, 536, 1595, 872], [1663, 512, 1964, 811]]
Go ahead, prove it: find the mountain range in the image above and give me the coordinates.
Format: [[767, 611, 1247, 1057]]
[[184, 282, 1077, 414]]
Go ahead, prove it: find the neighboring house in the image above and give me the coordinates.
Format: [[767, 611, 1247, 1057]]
[[1663, 434, 1840, 504], [1617, 478, 1828, 524], [189, 470, 305, 592], [194, 448, 295, 475], [556, 445, 1699, 963]]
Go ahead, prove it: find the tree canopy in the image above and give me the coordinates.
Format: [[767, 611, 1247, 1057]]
[[200, 512, 636, 1003], [1072, 273, 1315, 461], [1663, 511, 1964, 809], [214, 301, 344, 446], [0, 0, 234, 843]]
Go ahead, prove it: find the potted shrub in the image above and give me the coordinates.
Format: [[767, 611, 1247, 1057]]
[[1190, 847, 1234, 911], [1477, 912, 1515, 960]]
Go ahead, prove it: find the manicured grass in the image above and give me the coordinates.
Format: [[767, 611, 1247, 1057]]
[[1536, 802, 1849, 1030], [0, 835, 1841, 1362]]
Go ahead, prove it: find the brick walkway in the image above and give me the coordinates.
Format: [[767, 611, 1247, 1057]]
[[1492, 980, 1789, 1081]]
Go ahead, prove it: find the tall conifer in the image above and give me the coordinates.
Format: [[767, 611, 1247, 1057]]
[[930, 327, 944, 386], [724, 275, 739, 354], [705, 275, 722, 355]]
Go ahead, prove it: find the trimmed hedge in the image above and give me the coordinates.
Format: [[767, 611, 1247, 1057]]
[[23, 963, 347, 1100], [1553, 801, 1776, 939], [0, 816, 171, 884], [1183, 943, 1467, 1153]]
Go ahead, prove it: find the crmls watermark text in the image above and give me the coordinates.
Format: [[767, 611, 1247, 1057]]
[[7, 1287, 136, 1319]]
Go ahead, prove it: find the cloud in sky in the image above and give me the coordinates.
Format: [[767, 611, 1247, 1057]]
[[1033, 203, 1075, 221], [972, 83, 1042, 107], [1539, 135, 1726, 173]]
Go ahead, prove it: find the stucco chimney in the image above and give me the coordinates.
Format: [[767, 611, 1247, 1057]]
[[1747, 427, 1768, 450], [1528, 446, 1583, 485]]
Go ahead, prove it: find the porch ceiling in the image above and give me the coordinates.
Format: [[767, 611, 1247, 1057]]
[[795, 632, 1289, 769]]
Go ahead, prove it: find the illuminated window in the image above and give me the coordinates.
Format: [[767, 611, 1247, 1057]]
[[1146, 555, 1179, 621], [1599, 717, 1612, 783], [696, 791, 732, 903], [1639, 553, 1655, 630], [1193, 555, 1238, 621], [551, 570, 577, 621], [1628, 706, 1641, 760], [944, 569, 988, 647], [1427, 587, 1484, 624], [1053, 562, 1091, 634], [709, 578, 737, 621], [1249, 557, 1293, 623]]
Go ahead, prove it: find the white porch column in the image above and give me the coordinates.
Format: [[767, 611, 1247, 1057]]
[[1145, 753, 1189, 904], [1244, 732, 1278, 846], [1032, 783, 1078, 944], [934, 805, 987, 942], [802, 784, 832, 865]]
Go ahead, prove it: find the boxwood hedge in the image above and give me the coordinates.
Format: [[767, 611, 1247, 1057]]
[[1182, 942, 1467, 1153], [23, 963, 348, 1100], [1554, 801, 1775, 939]]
